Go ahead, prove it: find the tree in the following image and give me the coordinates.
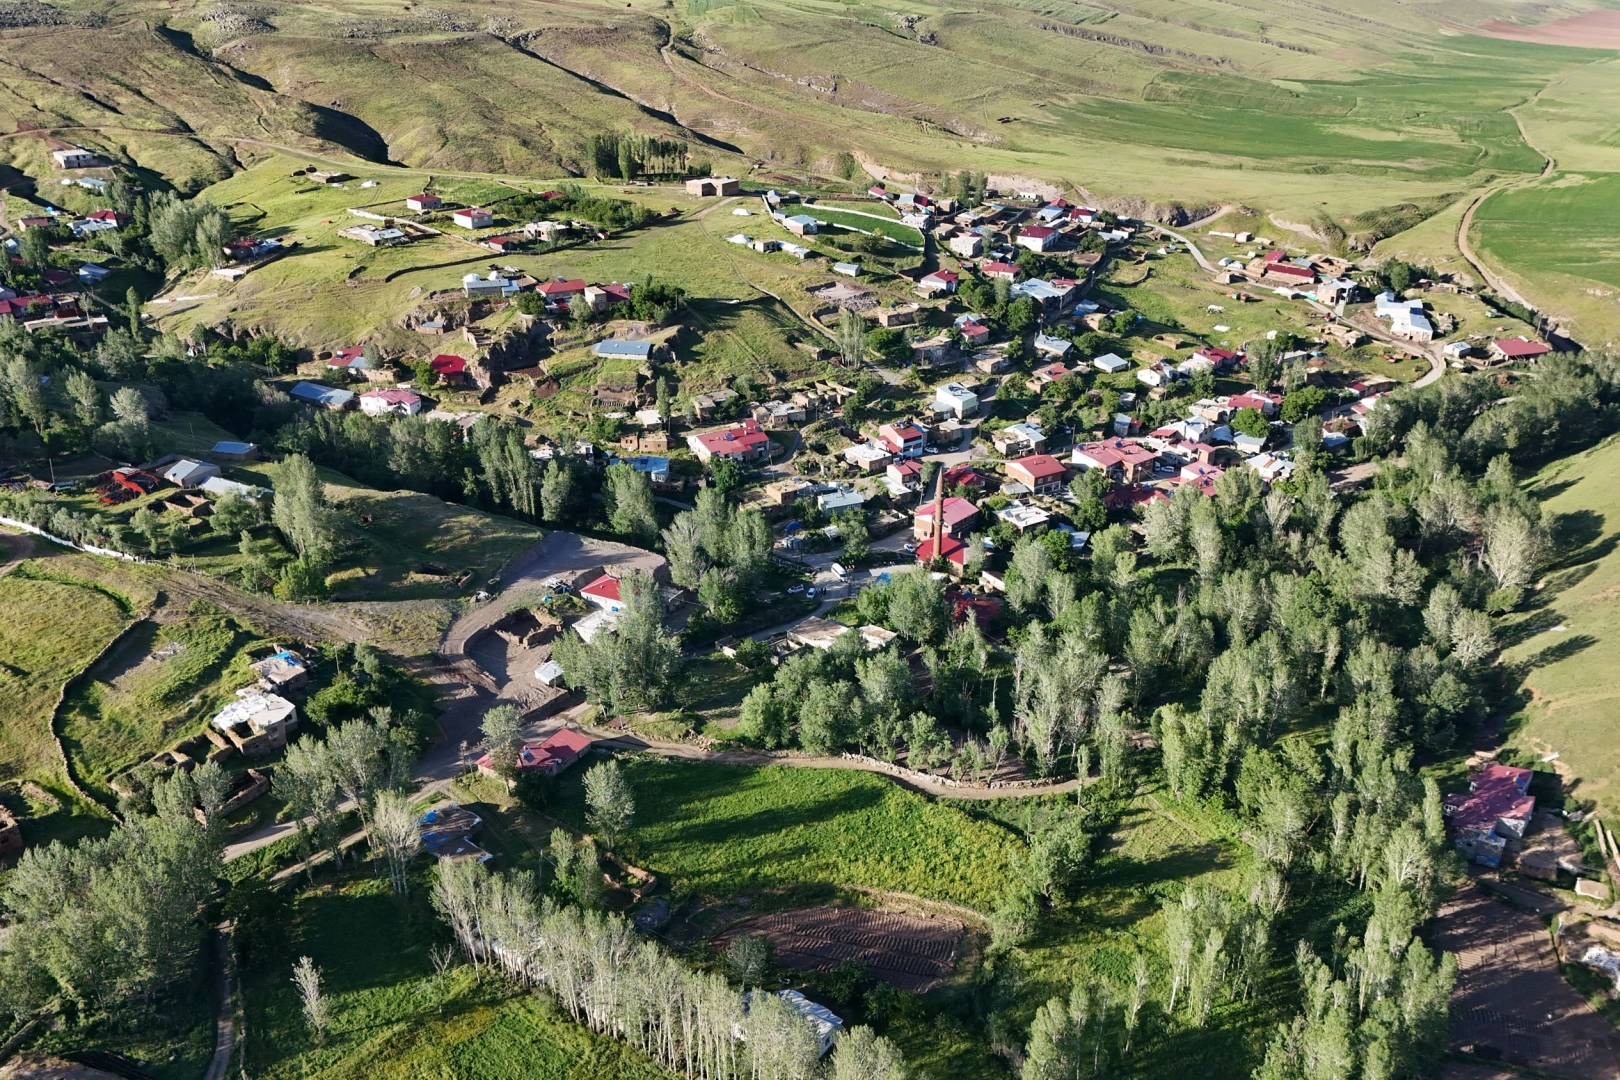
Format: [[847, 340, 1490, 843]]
[[584, 759, 635, 849], [373, 790, 420, 895], [885, 569, 949, 645], [707, 455, 744, 495], [480, 704, 525, 781], [553, 573, 680, 712], [272, 454, 338, 566], [799, 679, 858, 753], [605, 462, 658, 542], [738, 684, 790, 748], [210, 489, 259, 534], [838, 509, 870, 561], [18, 224, 51, 270], [833, 1026, 910, 1080], [540, 458, 579, 523], [1230, 406, 1269, 439], [1022, 991, 1084, 1080], [837, 308, 868, 367], [662, 513, 709, 591], [1481, 506, 1545, 591], [291, 956, 330, 1039], [726, 933, 772, 986], [64, 370, 101, 427], [1280, 386, 1327, 424]]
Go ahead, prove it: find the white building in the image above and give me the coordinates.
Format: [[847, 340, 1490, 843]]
[[933, 382, 979, 419], [1093, 352, 1130, 374], [162, 459, 221, 488]]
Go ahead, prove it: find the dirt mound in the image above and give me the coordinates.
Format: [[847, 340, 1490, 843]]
[[718, 906, 963, 992]]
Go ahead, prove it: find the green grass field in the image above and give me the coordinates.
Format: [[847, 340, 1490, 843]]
[[1501, 433, 1620, 819], [547, 758, 1019, 912], [240, 876, 674, 1080]]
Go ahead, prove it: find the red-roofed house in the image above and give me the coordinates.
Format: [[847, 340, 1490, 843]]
[[1192, 346, 1240, 370], [1072, 439, 1157, 484], [580, 574, 625, 611], [1104, 483, 1171, 510], [982, 261, 1020, 282], [359, 388, 423, 417], [687, 420, 773, 464], [919, 270, 959, 294], [1261, 250, 1286, 263], [1027, 363, 1071, 392], [87, 209, 132, 227], [1006, 454, 1067, 494], [477, 728, 595, 778], [430, 354, 468, 384], [1490, 337, 1552, 362], [1230, 390, 1283, 417], [1263, 261, 1316, 284], [1443, 764, 1534, 867], [868, 185, 891, 200], [959, 321, 991, 347], [536, 278, 588, 306], [950, 590, 1002, 629], [913, 496, 979, 540], [328, 346, 367, 370], [878, 422, 925, 458], [886, 459, 923, 491], [915, 533, 968, 572], [942, 463, 988, 492], [406, 193, 442, 211], [1016, 225, 1057, 252], [1172, 462, 1222, 496], [18, 216, 53, 230]]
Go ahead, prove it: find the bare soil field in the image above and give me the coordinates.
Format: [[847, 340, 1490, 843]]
[[717, 906, 964, 992], [1433, 884, 1620, 1079], [1475, 10, 1620, 49]]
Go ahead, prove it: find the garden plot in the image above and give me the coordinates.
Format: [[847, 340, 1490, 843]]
[[717, 906, 964, 992]]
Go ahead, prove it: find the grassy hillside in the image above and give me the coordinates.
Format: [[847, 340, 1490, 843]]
[[2, 0, 1615, 335], [1502, 433, 1620, 818]]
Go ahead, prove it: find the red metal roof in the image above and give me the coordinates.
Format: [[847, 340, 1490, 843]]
[[1267, 263, 1315, 280], [1009, 454, 1066, 482], [694, 425, 771, 456], [580, 574, 622, 602], [1076, 438, 1156, 470], [1020, 225, 1056, 239], [1444, 764, 1534, 835], [915, 496, 979, 529], [537, 278, 587, 296], [982, 261, 1019, 277], [430, 354, 467, 375], [915, 534, 967, 565], [1492, 337, 1551, 359]]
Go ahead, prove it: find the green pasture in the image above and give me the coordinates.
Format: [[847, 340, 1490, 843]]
[[1502, 433, 1620, 820], [795, 206, 924, 246], [547, 759, 1019, 912]]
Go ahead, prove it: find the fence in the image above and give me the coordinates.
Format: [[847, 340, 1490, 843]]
[[0, 515, 143, 562], [838, 752, 1070, 792]]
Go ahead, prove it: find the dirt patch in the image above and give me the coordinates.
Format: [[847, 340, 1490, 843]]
[[1473, 10, 1620, 48], [716, 906, 964, 992], [1432, 884, 1620, 1078]]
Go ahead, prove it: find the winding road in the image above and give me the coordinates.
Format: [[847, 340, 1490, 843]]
[[1455, 86, 1557, 314]]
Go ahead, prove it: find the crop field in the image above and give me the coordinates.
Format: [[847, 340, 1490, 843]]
[[1470, 172, 1620, 347], [240, 876, 673, 1080], [547, 759, 1019, 912], [1500, 433, 1620, 820]]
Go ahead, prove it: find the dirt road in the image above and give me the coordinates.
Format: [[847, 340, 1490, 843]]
[[0, 530, 34, 577]]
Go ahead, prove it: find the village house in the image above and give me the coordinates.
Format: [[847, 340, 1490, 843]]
[[1016, 225, 1057, 252], [782, 214, 819, 237], [843, 440, 893, 474], [1072, 438, 1157, 484], [918, 270, 959, 295], [949, 233, 984, 259], [360, 388, 423, 417], [592, 338, 656, 362], [992, 422, 1046, 457], [1444, 764, 1535, 867], [878, 421, 926, 458], [833, 262, 863, 277], [934, 382, 979, 420], [580, 574, 628, 612], [885, 458, 923, 494], [982, 261, 1020, 282], [764, 477, 815, 506], [462, 272, 514, 298], [753, 400, 808, 429], [687, 419, 774, 465], [429, 354, 469, 385], [1012, 277, 1080, 316], [691, 388, 739, 420], [52, 147, 98, 169], [406, 193, 441, 211], [211, 692, 298, 757], [685, 176, 741, 196], [1490, 336, 1552, 362], [1033, 334, 1072, 360], [536, 278, 588, 308], [912, 335, 954, 365], [1027, 363, 1071, 393], [290, 382, 355, 410], [211, 440, 259, 461], [1230, 390, 1283, 417], [249, 649, 308, 693], [1093, 352, 1130, 375], [817, 486, 866, 514], [452, 208, 494, 229], [913, 496, 979, 540], [1005, 453, 1067, 494], [339, 223, 407, 246], [995, 500, 1051, 532]]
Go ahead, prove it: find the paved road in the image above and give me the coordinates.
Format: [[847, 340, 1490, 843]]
[[1152, 225, 1216, 273]]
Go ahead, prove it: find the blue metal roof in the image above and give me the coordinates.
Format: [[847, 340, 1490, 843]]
[[591, 339, 654, 359]]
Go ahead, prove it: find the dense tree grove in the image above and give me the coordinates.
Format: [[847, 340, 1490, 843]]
[[0, 771, 223, 1023], [553, 573, 682, 713], [432, 857, 908, 1080]]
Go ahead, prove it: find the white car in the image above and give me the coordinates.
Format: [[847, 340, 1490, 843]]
[[903, 543, 916, 553], [787, 584, 805, 594], [807, 588, 818, 599]]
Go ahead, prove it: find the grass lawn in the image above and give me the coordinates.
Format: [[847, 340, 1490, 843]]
[[239, 875, 674, 1080], [1500, 432, 1620, 820], [796, 206, 924, 246], [547, 758, 1018, 912]]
